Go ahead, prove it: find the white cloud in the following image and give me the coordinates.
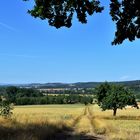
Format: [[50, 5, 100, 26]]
[[0, 22, 17, 32], [0, 53, 39, 58], [119, 75, 130, 81]]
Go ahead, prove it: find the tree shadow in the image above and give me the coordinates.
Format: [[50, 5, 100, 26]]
[[102, 115, 140, 120], [0, 119, 104, 140]]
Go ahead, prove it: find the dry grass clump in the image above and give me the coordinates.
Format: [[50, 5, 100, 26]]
[[107, 130, 140, 140], [0, 117, 72, 140]]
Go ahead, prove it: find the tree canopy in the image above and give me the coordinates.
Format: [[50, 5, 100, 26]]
[[27, 0, 103, 28], [110, 0, 140, 45], [24, 0, 140, 45], [96, 82, 139, 116]]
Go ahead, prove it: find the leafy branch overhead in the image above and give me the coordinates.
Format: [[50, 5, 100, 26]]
[[25, 0, 140, 45], [28, 0, 103, 28], [110, 0, 140, 45]]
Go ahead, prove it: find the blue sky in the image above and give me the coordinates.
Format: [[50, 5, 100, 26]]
[[0, 0, 140, 84]]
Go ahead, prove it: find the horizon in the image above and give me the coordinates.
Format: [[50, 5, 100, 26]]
[[0, 0, 140, 83], [0, 79, 140, 85]]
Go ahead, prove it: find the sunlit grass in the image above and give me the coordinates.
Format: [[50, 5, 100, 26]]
[[13, 104, 84, 123], [0, 104, 140, 140], [90, 104, 140, 118]]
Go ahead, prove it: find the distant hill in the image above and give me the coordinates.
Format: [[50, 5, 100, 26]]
[[1, 80, 140, 92]]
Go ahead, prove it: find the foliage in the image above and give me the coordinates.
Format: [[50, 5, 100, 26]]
[[27, 0, 103, 29], [3, 86, 43, 103], [24, 0, 140, 45], [6, 86, 18, 103], [0, 98, 13, 118], [0, 86, 94, 105], [96, 83, 138, 116], [15, 94, 94, 105], [110, 0, 140, 45], [95, 82, 111, 106]]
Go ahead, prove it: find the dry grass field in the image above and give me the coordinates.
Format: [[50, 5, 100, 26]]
[[0, 104, 140, 140]]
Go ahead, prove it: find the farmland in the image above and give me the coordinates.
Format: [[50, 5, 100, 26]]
[[0, 104, 140, 140]]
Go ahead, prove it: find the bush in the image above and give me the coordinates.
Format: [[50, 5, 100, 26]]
[[0, 99, 13, 118]]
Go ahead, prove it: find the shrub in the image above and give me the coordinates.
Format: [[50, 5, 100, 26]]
[[0, 99, 13, 119]]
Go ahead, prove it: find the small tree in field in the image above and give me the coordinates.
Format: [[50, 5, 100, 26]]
[[0, 97, 13, 119], [96, 83, 139, 116]]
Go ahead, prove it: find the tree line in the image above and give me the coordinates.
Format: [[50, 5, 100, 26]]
[[0, 86, 94, 105], [15, 94, 93, 105], [0, 82, 139, 117]]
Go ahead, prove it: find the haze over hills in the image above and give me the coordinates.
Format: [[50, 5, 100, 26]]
[[1, 80, 140, 91]]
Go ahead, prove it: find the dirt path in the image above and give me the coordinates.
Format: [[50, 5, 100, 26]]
[[72, 106, 88, 128], [72, 106, 97, 133], [56, 106, 105, 140], [68, 106, 104, 140]]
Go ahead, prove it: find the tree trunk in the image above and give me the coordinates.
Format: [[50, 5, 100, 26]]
[[113, 108, 117, 116]]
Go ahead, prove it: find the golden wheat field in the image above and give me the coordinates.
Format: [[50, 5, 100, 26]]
[[0, 104, 140, 140]]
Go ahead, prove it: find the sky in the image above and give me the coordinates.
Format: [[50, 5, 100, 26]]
[[0, 0, 140, 84]]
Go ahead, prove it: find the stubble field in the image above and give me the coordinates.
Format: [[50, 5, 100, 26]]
[[0, 104, 140, 140]]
